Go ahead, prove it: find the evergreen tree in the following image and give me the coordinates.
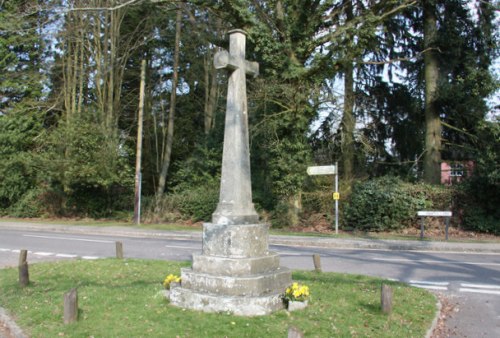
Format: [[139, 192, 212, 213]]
[[0, 1, 45, 212]]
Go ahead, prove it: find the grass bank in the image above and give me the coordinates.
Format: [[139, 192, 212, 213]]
[[0, 259, 436, 337]]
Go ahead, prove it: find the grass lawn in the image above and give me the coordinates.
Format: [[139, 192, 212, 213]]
[[0, 259, 436, 337]]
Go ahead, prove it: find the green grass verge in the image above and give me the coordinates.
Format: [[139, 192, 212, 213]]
[[0, 259, 436, 337]]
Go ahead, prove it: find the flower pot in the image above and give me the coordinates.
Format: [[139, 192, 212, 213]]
[[287, 300, 308, 311], [170, 282, 181, 289]]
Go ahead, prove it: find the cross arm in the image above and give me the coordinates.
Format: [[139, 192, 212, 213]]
[[214, 50, 259, 78]]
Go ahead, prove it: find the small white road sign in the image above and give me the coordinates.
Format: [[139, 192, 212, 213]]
[[307, 165, 337, 176]]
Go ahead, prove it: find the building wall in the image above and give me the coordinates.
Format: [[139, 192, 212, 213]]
[[440, 161, 474, 185]]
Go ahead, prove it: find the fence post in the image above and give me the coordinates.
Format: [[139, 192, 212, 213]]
[[116, 241, 124, 259], [313, 254, 322, 273], [63, 288, 78, 324], [381, 284, 393, 314], [18, 249, 29, 287]]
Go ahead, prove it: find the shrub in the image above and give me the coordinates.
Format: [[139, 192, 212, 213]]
[[151, 183, 219, 222], [455, 177, 500, 235], [344, 176, 450, 232]]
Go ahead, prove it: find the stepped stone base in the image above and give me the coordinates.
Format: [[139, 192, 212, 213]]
[[170, 287, 285, 316], [169, 223, 292, 316], [180, 266, 291, 296]]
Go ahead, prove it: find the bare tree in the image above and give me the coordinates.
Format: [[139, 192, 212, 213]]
[[156, 7, 182, 201]]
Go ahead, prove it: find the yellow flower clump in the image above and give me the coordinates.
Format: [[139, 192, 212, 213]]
[[163, 274, 181, 289], [285, 282, 310, 302]]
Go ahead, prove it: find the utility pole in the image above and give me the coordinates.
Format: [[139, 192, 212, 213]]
[[134, 59, 146, 224]]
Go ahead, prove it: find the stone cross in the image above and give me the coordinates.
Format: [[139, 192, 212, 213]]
[[170, 30, 291, 316], [212, 29, 259, 226]]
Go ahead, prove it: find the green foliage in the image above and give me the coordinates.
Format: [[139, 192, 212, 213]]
[[0, 1, 44, 114], [344, 177, 453, 232], [0, 110, 42, 210], [301, 191, 332, 216], [456, 176, 500, 235], [33, 113, 133, 217], [151, 182, 219, 222]]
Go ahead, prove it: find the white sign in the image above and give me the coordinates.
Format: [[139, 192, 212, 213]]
[[417, 211, 452, 217], [307, 165, 337, 176]]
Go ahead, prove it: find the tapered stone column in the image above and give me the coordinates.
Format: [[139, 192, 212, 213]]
[[211, 29, 259, 226], [170, 30, 291, 316]]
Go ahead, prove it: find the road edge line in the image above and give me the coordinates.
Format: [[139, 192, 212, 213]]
[[425, 295, 442, 338]]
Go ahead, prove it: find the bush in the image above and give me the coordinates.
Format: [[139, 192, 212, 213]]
[[150, 183, 219, 223], [456, 177, 500, 235], [344, 177, 453, 232], [7, 188, 48, 218]]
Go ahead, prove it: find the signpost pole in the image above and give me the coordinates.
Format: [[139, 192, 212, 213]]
[[335, 162, 339, 234], [307, 164, 339, 234]]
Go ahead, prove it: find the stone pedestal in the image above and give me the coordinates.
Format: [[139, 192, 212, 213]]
[[170, 223, 291, 316]]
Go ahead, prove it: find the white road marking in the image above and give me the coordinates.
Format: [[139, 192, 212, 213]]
[[55, 253, 78, 258], [459, 288, 500, 295], [409, 280, 449, 290], [460, 283, 500, 289], [81, 256, 100, 260], [270, 243, 500, 255], [409, 280, 449, 286], [0, 248, 10, 252], [410, 284, 448, 291], [33, 252, 54, 256], [23, 234, 114, 244], [165, 245, 200, 250], [372, 257, 500, 267]]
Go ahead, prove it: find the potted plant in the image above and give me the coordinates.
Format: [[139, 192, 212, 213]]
[[284, 282, 310, 311], [162, 273, 181, 300]]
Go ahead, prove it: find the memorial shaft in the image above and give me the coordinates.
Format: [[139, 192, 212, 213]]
[[212, 29, 259, 225]]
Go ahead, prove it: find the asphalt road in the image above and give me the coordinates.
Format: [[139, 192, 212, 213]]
[[1, 227, 499, 337]]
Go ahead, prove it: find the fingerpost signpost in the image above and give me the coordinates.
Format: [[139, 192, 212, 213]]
[[306, 163, 339, 234]]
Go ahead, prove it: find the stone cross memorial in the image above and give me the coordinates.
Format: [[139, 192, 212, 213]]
[[170, 29, 291, 316]]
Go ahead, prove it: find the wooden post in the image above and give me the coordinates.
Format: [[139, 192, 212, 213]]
[[116, 241, 124, 259], [18, 249, 29, 287], [63, 288, 78, 324], [381, 284, 393, 314], [288, 325, 304, 338], [313, 254, 322, 273], [133, 58, 146, 225]]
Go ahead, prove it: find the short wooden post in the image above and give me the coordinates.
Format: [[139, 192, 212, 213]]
[[445, 217, 450, 241], [288, 325, 304, 338], [116, 241, 123, 259], [18, 249, 29, 287], [381, 284, 393, 314], [312, 254, 322, 273], [63, 288, 78, 324], [420, 216, 425, 239]]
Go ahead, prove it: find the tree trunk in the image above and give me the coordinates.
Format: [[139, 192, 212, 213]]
[[156, 8, 182, 203], [423, 0, 441, 184], [340, 1, 355, 184], [134, 59, 146, 224], [204, 47, 219, 134], [341, 60, 355, 183]]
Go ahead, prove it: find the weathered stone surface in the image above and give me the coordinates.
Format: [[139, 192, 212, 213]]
[[192, 252, 281, 276], [202, 223, 269, 257], [169, 287, 285, 316], [170, 29, 292, 316], [211, 29, 259, 226], [180, 266, 291, 297]]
